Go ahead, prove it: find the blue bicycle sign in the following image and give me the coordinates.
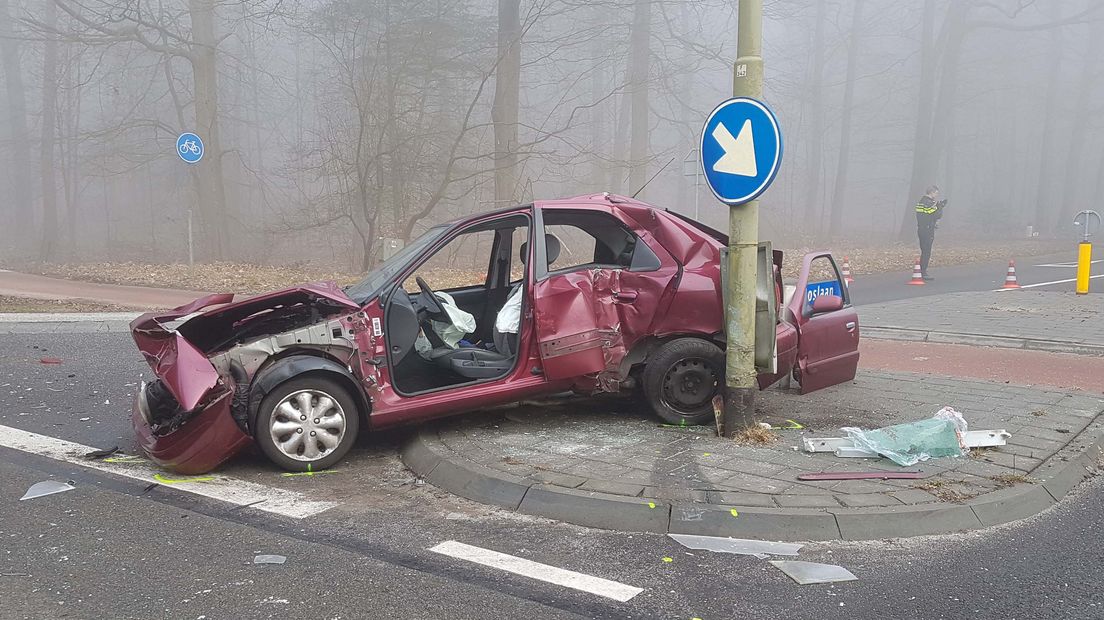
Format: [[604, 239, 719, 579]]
[[176, 132, 204, 164]]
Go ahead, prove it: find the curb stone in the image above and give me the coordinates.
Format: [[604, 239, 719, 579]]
[[863, 325, 1104, 357], [402, 414, 1104, 540]]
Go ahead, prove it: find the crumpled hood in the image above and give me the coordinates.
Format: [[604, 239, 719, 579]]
[[130, 282, 360, 411]]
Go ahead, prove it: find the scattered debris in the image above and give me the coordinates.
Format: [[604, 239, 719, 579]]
[[1031, 410, 1047, 417], [253, 555, 287, 565], [796, 471, 923, 481], [84, 446, 120, 459], [804, 408, 1011, 465], [668, 534, 802, 557], [771, 419, 804, 430], [103, 455, 145, 464], [840, 407, 967, 466], [769, 560, 858, 585], [916, 480, 975, 502], [733, 426, 777, 445], [39, 357, 62, 365], [20, 480, 75, 501], [153, 473, 215, 484], [990, 473, 1032, 488]]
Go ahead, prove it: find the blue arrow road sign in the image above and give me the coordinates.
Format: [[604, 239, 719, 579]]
[[700, 97, 782, 206], [176, 132, 204, 164]]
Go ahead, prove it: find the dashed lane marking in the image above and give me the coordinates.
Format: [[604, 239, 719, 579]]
[[429, 541, 643, 603], [0, 424, 338, 519]]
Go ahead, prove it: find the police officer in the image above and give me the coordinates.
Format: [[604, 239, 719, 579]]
[[915, 185, 947, 280]]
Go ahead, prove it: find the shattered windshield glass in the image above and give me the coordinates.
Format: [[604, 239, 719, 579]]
[[345, 226, 449, 304]]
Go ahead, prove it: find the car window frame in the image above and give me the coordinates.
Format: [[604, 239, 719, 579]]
[[535, 207, 659, 280]]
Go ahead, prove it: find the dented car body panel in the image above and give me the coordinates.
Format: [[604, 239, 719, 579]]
[[129, 194, 859, 473]]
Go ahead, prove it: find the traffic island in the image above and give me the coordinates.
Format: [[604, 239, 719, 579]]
[[401, 370, 1104, 541]]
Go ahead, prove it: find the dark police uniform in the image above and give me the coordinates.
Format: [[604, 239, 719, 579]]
[[915, 195, 946, 276]]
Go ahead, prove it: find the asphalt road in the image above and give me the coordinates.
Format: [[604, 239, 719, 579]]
[[848, 251, 1100, 305], [2, 331, 1103, 619]]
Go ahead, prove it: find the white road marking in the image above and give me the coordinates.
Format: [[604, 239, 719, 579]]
[[993, 273, 1104, 291], [0, 424, 338, 519], [1034, 260, 1103, 268], [429, 540, 643, 602]]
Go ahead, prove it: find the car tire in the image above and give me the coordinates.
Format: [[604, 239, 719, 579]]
[[254, 375, 360, 472], [642, 338, 723, 426]]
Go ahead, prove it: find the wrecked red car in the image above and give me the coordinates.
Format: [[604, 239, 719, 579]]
[[130, 194, 859, 473]]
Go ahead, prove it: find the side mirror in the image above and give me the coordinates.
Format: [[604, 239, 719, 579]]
[[808, 294, 844, 316]]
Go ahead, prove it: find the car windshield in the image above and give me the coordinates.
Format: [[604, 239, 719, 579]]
[[345, 226, 449, 304]]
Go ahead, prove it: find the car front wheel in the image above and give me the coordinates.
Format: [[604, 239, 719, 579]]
[[255, 376, 359, 472], [642, 338, 723, 426]]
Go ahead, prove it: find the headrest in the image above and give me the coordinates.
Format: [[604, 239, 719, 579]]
[[519, 234, 562, 265]]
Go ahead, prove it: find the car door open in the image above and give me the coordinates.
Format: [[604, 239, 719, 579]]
[[785, 252, 860, 393]]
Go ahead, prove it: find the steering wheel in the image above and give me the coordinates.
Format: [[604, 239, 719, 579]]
[[415, 276, 446, 317]]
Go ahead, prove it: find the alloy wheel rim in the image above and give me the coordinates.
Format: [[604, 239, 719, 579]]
[[269, 389, 347, 462]]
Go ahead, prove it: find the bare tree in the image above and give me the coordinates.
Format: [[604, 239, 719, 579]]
[[827, 0, 864, 238], [0, 0, 33, 245], [492, 0, 522, 206], [627, 0, 651, 194]]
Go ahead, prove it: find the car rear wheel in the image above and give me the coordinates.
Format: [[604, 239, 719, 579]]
[[642, 338, 723, 426], [255, 376, 359, 472]]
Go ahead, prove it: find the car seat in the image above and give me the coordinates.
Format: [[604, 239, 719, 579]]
[[426, 234, 560, 379]]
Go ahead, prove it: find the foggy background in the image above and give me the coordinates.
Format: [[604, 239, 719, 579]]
[[0, 0, 1100, 272]]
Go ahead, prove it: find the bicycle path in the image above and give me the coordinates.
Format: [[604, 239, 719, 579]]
[[0, 270, 209, 309]]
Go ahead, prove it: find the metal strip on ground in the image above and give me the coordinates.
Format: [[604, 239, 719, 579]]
[[0, 424, 338, 519], [428, 541, 643, 602]]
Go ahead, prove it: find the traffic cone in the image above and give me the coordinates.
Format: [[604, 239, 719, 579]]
[[1002, 259, 1021, 289], [907, 257, 925, 285], [841, 256, 855, 285]]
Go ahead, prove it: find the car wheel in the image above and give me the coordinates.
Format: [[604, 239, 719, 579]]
[[255, 376, 360, 472], [642, 338, 723, 426]]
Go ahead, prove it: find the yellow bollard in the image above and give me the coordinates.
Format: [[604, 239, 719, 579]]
[[1076, 241, 1092, 294]]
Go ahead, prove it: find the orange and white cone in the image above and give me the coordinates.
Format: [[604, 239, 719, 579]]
[[907, 257, 925, 285], [841, 256, 855, 285], [1002, 259, 1021, 289]]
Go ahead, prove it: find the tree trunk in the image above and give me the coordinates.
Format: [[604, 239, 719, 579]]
[[492, 0, 521, 207], [1032, 4, 1064, 233], [0, 0, 34, 245], [188, 0, 227, 261], [39, 0, 59, 261], [802, 0, 827, 234], [1054, 22, 1102, 233], [897, 0, 939, 240], [827, 0, 863, 238], [627, 0, 651, 195]]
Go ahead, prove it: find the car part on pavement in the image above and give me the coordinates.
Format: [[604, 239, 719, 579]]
[[255, 376, 359, 472], [796, 471, 924, 481], [668, 534, 802, 557], [19, 480, 75, 501], [769, 560, 858, 585], [642, 338, 725, 426], [253, 554, 287, 565]]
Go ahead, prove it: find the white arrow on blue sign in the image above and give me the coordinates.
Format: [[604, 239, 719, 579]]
[[176, 132, 204, 164], [700, 97, 782, 206]]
